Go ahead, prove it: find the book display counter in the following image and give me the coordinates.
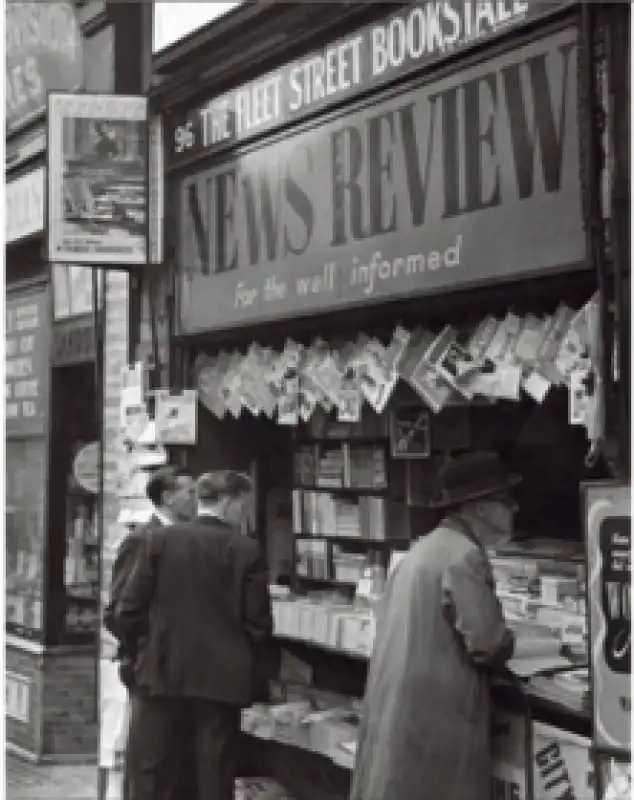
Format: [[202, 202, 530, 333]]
[[186, 290, 630, 800]]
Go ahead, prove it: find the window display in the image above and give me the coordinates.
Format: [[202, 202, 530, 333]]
[[63, 438, 100, 639], [6, 439, 47, 639]]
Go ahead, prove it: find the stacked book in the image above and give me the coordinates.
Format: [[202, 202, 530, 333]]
[[358, 497, 387, 540], [293, 490, 388, 540], [315, 448, 345, 488], [294, 447, 316, 485], [529, 668, 590, 713], [346, 446, 387, 489], [295, 539, 329, 579]]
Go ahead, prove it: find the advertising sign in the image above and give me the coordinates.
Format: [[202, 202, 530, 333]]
[[167, 0, 573, 167], [585, 481, 631, 754], [6, 289, 51, 437], [6, 167, 46, 245], [155, 389, 198, 445], [48, 93, 148, 264], [6, 2, 83, 136], [179, 28, 585, 334], [532, 722, 594, 800]]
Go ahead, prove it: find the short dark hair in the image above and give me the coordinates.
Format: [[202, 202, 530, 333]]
[[196, 471, 252, 503], [146, 467, 190, 506]]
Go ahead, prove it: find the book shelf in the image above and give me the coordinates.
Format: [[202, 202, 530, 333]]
[[289, 411, 411, 592]]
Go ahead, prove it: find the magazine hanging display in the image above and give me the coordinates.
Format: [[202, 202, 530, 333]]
[[193, 295, 602, 446]]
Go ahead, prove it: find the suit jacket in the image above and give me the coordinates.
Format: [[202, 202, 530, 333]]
[[104, 514, 163, 648], [115, 515, 273, 707]]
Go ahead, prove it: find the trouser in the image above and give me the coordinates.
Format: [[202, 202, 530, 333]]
[[130, 694, 241, 800], [124, 692, 201, 800]]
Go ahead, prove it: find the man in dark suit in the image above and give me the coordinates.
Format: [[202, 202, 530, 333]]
[[115, 470, 273, 800], [104, 466, 196, 800], [104, 466, 194, 677]]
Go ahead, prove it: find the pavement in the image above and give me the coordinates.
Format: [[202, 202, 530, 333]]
[[6, 755, 99, 800]]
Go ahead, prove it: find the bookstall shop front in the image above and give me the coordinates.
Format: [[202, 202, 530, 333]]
[[155, 2, 630, 798]]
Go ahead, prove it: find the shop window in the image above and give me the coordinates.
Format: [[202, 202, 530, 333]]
[[53, 265, 96, 320], [47, 364, 100, 645], [6, 439, 47, 640]]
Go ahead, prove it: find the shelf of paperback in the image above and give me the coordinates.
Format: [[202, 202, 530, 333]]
[[190, 293, 605, 799]]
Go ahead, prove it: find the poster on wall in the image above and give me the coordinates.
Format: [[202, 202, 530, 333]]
[[48, 93, 148, 265], [584, 481, 631, 754]]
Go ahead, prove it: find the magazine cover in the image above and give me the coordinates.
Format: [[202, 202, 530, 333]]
[[48, 93, 148, 264]]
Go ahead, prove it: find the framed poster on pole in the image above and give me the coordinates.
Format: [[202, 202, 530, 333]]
[[583, 481, 631, 764], [47, 93, 148, 265]]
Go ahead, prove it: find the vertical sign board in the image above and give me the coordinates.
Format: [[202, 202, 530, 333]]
[[47, 93, 148, 265], [178, 27, 586, 334], [6, 289, 51, 437], [99, 271, 132, 783], [585, 482, 631, 754]]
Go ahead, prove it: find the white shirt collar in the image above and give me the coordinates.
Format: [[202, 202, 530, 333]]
[[154, 506, 173, 526]]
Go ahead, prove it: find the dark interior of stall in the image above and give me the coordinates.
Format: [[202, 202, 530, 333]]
[[47, 363, 100, 646], [181, 270, 606, 799]]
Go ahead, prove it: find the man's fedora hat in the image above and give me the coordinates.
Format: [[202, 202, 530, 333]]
[[426, 451, 521, 509]]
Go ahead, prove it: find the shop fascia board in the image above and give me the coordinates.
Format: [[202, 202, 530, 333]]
[[149, 0, 382, 112]]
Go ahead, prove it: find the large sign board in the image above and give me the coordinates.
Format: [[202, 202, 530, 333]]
[[48, 93, 148, 265], [6, 2, 83, 136], [178, 28, 586, 334], [585, 481, 631, 755], [167, 0, 574, 167]]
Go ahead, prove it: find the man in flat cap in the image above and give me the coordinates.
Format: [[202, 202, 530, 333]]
[[115, 470, 273, 800]]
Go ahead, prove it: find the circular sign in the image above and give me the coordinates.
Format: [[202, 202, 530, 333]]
[[72, 442, 100, 494]]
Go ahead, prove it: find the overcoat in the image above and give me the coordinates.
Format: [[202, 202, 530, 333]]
[[350, 521, 513, 800]]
